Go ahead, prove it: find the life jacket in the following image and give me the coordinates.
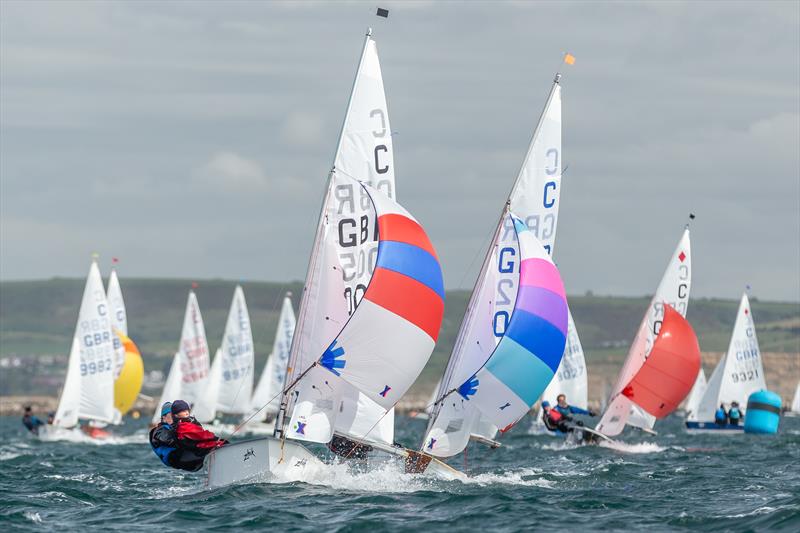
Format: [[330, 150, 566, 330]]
[[543, 408, 564, 431], [714, 408, 727, 422], [729, 407, 741, 420], [175, 418, 227, 453], [149, 423, 176, 467]]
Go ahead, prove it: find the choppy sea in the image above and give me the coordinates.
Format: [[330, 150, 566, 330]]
[[1, 414, 798, 531]]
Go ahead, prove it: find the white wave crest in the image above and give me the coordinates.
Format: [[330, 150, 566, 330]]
[[598, 440, 667, 454]]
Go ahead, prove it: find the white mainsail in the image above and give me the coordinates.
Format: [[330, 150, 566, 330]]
[[684, 367, 707, 417], [52, 337, 82, 428], [691, 292, 765, 422], [175, 290, 210, 410], [106, 268, 128, 378], [279, 29, 404, 447], [423, 73, 567, 457], [596, 228, 692, 436], [250, 293, 296, 416], [53, 260, 116, 426], [791, 382, 800, 414], [214, 286, 255, 415], [151, 352, 183, 425]]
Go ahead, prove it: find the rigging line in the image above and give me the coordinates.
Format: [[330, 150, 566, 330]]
[[222, 362, 317, 440], [455, 217, 498, 292]]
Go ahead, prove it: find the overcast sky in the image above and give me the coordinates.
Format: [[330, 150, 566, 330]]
[[1, 1, 798, 301]]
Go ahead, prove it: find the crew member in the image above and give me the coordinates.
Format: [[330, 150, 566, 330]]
[[171, 400, 228, 469], [728, 401, 742, 426], [22, 406, 44, 435], [554, 394, 596, 417], [715, 403, 728, 426], [149, 402, 182, 468], [541, 401, 571, 433]]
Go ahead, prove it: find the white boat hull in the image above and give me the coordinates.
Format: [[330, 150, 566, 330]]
[[204, 437, 325, 489]]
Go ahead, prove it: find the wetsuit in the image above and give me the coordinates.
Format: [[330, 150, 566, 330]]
[[728, 407, 741, 426], [714, 408, 728, 426], [22, 414, 44, 435]]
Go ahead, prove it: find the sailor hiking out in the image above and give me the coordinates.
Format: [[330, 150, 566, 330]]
[[149, 400, 228, 472]]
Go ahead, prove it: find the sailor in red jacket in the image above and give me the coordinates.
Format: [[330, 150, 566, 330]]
[[170, 400, 228, 458]]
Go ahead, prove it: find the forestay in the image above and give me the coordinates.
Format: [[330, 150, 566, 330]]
[[250, 294, 295, 416], [596, 229, 692, 436], [691, 292, 765, 422], [53, 260, 116, 426], [285, 175, 443, 445], [106, 269, 128, 378], [176, 291, 210, 411], [423, 74, 569, 457]]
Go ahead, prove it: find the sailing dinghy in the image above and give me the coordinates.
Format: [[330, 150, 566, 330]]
[[204, 28, 452, 488], [150, 289, 211, 425], [409, 71, 571, 472], [106, 268, 144, 421], [243, 293, 296, 434], [595, 228, 693, 438], [40, 259, 118, 441], [193, 286, 254, 434], [686, 292, 766, 433]]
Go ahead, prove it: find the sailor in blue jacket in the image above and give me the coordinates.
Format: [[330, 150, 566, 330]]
[[728, 402, 742, 426], [22, 406, 45, 435], [715, 403, 729, 425], [554, 394, 596, 417], [149, 402, 186, 468]]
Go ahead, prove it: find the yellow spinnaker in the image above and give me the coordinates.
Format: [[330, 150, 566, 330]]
[[114, 332, 144, 416]]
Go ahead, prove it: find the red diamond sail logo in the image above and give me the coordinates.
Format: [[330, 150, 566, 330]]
[[678, 251, 686, 263]]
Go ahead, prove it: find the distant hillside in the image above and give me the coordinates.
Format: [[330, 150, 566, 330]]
[[1, 278, 798, 396]]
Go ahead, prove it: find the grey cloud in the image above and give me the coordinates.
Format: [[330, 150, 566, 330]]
[[1, 0, 798, 302]]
